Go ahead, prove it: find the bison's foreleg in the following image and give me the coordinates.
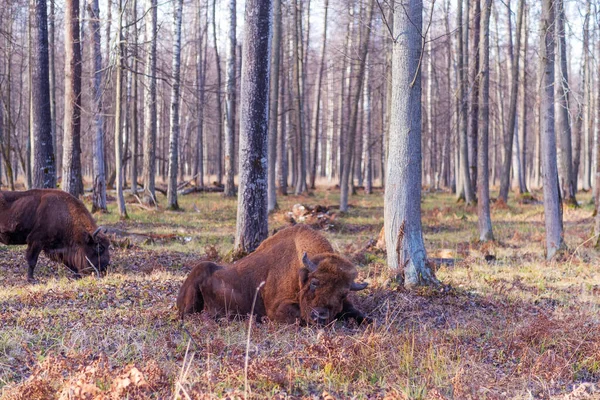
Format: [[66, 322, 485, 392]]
[[336, 300, 372, 325], [25, 243, 42, 282], [271, 300, 302, 324]]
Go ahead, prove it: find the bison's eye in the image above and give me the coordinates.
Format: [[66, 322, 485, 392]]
[[310, 279, 320, 291]]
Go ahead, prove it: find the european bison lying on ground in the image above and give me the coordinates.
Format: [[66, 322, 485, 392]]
[[0, 189, 110, 281], [177, 225, 370, 325]]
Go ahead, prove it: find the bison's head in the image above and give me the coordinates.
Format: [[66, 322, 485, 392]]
[[79, 227, 111, 276], [298, 252, 368, 325]]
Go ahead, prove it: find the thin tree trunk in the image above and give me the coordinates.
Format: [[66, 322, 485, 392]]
[[62, 0, 83, 197], [540, 0, 564, 259], [364, 57, 372, 195], [554, 0, 576, 205], [309, 0, 328, 190], [467, 0, 480, 192], [130, 0, 139, 194], [478, 0, 493, 241], [385, 0, 438, 288], [340, 0, 374, 213], [195, 0, 207, 189], [167, 0, 183, 210], [234, 0, 272, 254], [114, 0, 127, 218], [212, 0, 223, 186], [498, 0, 524, 202], [581, 0, 591, 191], [457, 0, 475, 203], [88, 0, 107, 212], [518, 3, 529, 193], [268, 0, 281, 210], [142, 0, 157, 205], [277, 55, 288, 196], [31, 0, 56, 188], [292, 0, 307, 195], [224, 0, 237, 197], [49, 0, 57, 170]]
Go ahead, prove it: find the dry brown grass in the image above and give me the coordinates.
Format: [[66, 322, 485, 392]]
[[1, 188, 599, 399]]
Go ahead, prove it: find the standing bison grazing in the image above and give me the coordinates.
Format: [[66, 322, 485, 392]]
[[177, 225, 370, 325], [0, 189, 110, 281]]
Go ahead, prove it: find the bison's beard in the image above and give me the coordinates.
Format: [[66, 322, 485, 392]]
[[45, 247, 91, 276]]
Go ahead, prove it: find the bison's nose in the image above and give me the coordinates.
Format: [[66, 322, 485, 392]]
[[311, 309, 330, 325]]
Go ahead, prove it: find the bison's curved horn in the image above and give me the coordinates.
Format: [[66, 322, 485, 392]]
[[302, 252, 318, 272], [350, 281, 368, 291], [92, 227, 102, 239]]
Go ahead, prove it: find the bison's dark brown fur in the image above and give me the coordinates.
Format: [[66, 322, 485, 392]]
[[0, 189, 110, 281], [177, 225, 369, 325]]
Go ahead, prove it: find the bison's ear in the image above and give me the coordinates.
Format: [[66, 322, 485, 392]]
[[301, 252, 318, 272], [83, 232, 95, 245], [350, 281, 368, 291], [298, 267, 310, 287]]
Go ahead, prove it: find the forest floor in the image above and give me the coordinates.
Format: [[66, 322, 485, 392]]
[[1, 186, 599, 399]]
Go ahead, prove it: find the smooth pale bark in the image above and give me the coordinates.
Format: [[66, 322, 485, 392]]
[[385, 0, 438, 288], [277, 51, 288, 196], [167, 0, 183, 210], [224, 0, 237, 197], [477, 0, 493, 242], [234, 0, 272, 254], [467, 0, 480, 192], [31, 0, 56, 188], [212, 0, 223, 185], [268, 0, 281, 210], [363, 58, 372, 195], [581, 0, 591, 191], [114, 0, 127, 218], [340, 0, 374, 213], [309, 0, 328, 190], [439, 0, 452, 188], [518, 4, 529, 193], [194, 0, 207, 189], [498, 0, 524, 202], [88, 0, 107, 212], [457, 0, 475, 203], [292, 0, 307, 195], [62, 0, 83, 197], [325, 58, 335, 182], [426, 30, 436, 189], [130, 0, 139, 194], [540, 0, 564, 259], [142, 0, 157, 205], [49, 0, 57, 170], [554, 0, 576, 204]]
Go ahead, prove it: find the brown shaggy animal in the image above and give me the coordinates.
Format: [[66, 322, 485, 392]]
[[0, 189, 110, 281], [177, 225, 369, 325]]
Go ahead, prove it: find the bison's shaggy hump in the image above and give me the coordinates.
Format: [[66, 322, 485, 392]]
[[0, 189, 110, 281], [177, 224, 370, 325]]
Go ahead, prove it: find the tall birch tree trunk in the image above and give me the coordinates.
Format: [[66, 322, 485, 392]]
[[224, 0, 237, 197], [62, 0, 83, 197], [292, 0, 307, 195], [277, 48, 288, 196], [49, 0, 57, 170], [477, 0, 493, 241], [540, 0, 564, 259], [581, 0, 591, 191], [518, 3, 529, 193], [268, 0, 281, 211], [340, 0, 374, 213], [89, 0, 107, 212], [130, 0, 139, 194], [31, 0, 56, 188], [385, 0, 438, 288], [167, 0, 183, 210], [234, 0, 272, 254], [142, 0, 157, 205]]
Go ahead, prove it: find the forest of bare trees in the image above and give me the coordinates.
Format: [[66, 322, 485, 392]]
[[1, 0, 600, 262]]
